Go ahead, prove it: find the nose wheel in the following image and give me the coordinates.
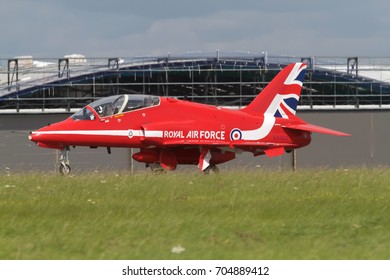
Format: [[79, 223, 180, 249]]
[[59, 148, 71, 175]]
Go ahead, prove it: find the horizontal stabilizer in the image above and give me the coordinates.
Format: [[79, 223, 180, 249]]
[[284, 123, 350, 136]]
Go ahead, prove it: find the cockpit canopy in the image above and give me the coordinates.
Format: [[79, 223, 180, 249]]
[[71, 95, 160, 120]]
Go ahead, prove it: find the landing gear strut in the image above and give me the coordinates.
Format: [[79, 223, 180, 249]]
[[59, 148, 71, 175]]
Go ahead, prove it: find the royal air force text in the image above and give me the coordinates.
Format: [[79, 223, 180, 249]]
[[164, 130, 226, 140]]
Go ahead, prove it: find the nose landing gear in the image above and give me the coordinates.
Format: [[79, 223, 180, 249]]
[[59, 147, 71, 175]]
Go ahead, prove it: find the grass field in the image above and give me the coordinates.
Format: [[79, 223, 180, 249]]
[[0, 168, 389, 260]]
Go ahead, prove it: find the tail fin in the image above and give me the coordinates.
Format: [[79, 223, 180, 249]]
[[241, 63, 307, 118]]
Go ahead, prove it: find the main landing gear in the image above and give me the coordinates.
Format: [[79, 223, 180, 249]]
[[59, 148, 71, 175], [203, 164, 219, 174], [145, 163, 166, 173], [145, 163, 219, 174]]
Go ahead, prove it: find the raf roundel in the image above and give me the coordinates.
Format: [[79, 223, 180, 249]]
[[230, 128, 242, 141]]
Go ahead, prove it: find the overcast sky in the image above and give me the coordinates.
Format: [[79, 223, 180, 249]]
[[1, 0, 390, 58]]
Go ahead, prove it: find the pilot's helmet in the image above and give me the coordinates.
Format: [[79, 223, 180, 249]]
[[97, 106, 103, 115]]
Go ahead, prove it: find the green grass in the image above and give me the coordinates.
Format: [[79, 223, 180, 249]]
[[1, 168, 390, 260]]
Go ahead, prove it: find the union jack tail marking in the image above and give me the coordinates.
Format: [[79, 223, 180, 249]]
[[241, 63, 307, 119]]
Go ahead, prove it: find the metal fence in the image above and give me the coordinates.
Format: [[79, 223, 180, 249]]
[[1, 52, 390, 112]]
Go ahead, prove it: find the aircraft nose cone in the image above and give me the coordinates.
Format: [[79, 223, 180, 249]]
[[29, 131, 38, 142], [29, 131, 45, 143], [28, 131, 64, 150]]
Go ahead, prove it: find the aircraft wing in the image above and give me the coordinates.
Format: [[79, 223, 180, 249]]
[[143, 137, 296, 149], [229, 140, 296, 148], [282, 123, 351, 136], [230, 141, 297, 157], [141, 138, 232, 147], [142, 137, 293, 158]]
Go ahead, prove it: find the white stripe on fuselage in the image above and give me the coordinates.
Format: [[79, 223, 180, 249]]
[[239, 93, 298, 140], [33, 130, 133, 136], [241, 114, 275, 141], [144, 130, 163, 137], [32, 130, 163, 137], [33, 122, 274, 142], [33, 115, 276, 143]]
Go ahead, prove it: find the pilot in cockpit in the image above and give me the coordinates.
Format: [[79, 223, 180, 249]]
[[96, 106, 104, 117]]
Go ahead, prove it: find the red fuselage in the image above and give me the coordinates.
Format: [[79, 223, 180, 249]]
[[30, 96, 311, 168], [30, 63, 348, 172]]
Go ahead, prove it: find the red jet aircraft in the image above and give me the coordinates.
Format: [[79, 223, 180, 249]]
[[29, 62, 350, 174]]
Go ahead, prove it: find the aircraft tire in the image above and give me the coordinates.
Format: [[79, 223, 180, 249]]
[[59, 163, 71, 175], [203, 164, 219, 174], [147, 163, 167, 173]]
